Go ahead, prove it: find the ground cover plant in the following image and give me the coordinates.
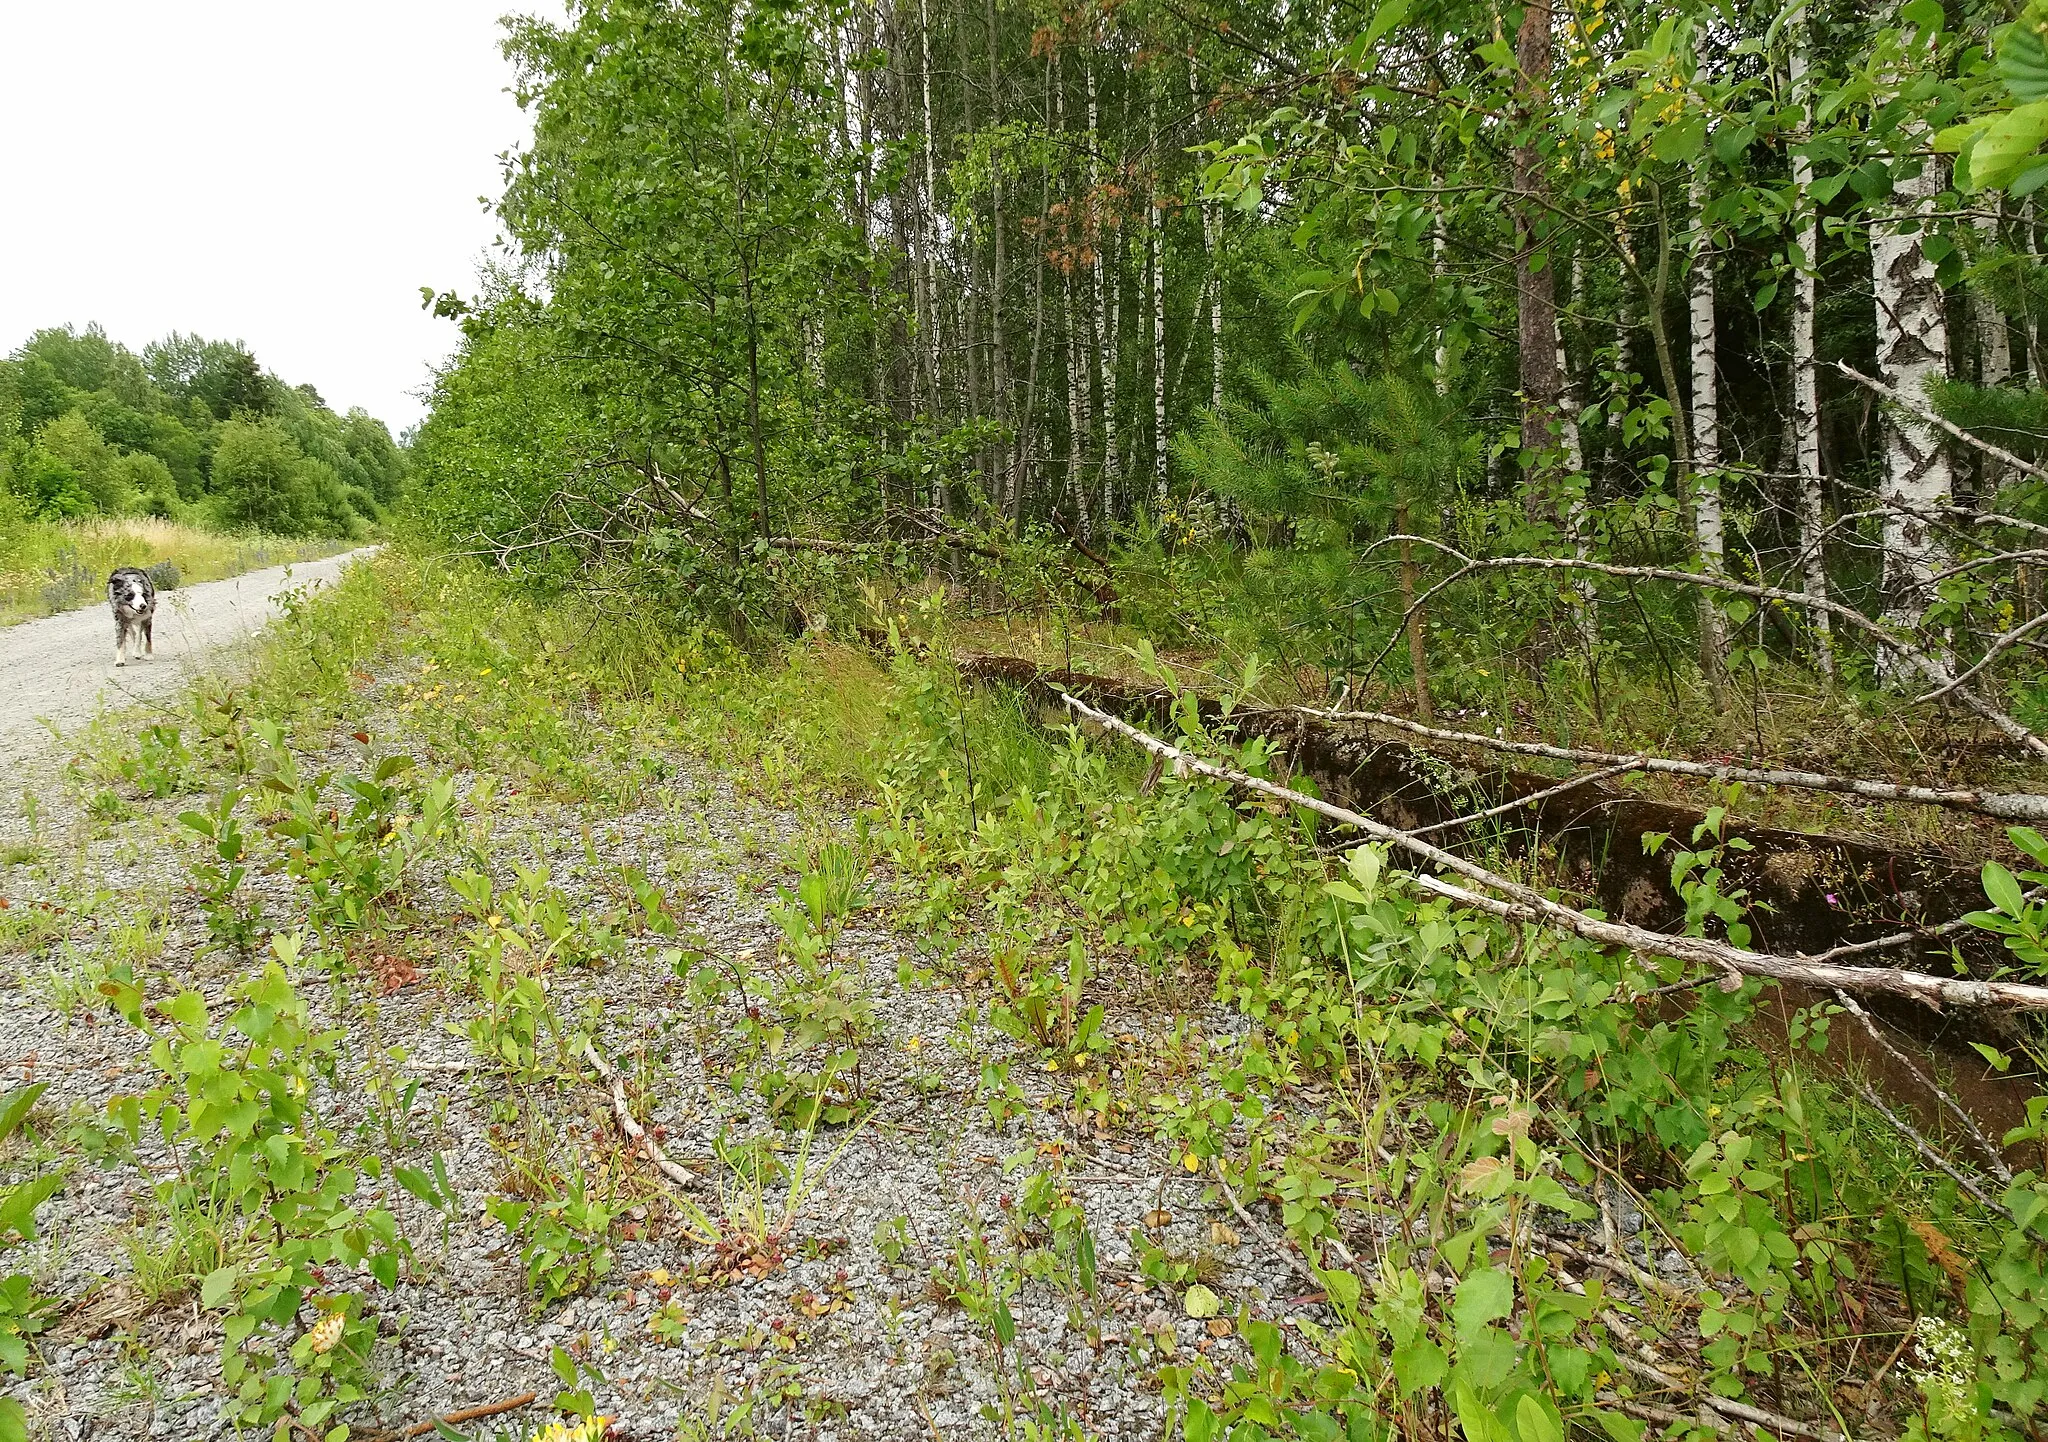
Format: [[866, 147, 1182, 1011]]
[[0, 548, 2043, 1442]]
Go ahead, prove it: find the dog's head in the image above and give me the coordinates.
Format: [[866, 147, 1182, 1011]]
[[109, 573, 152, 617]]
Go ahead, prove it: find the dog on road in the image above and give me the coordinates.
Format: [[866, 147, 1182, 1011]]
[[108, 567, 156, 666]]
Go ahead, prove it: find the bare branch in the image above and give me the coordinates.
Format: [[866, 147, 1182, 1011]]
[[1292, 704, 2048, 825], [1059, 691, 2048, 1011], [1835, 363, 2048, 486]]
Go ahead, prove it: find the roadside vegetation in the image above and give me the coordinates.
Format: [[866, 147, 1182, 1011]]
[[0, 546, 2038, 1442], [0, 517, 348, 626], [0, 322, 403, 622]]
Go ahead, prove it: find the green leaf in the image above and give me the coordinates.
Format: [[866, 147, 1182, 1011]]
[[1900, 0, 1943, 34], [1972, 1041, 2014, 1073], [0, 1398, 26, 1442], [1183, 1283, 1222, 1318], [1517, 1395, 1565, 1442], [1985, 860, 2027, 916], [1452, 1267, 1513, 1337], [0, 1085, 45, 1146], [1959, 100, 2048, 192], [0, 1173, 65, 1243], [2002, 8, 2048, 101], [1390, 1338, 1447, 1395], [1650, 114, 1706, 164], [201, 1265, 240, 1309]]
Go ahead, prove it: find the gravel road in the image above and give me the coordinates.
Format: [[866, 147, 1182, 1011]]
[[0, 548, 375, 772]]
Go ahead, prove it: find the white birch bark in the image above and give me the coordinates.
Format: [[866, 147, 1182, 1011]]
[[1689, 165, 1728, 675], [1564, 252, 1595, 646], [1151, 134, 1168, 510], [1871, 138, 1953, 666], [1789, 35, 1835, 678], [917, 0, 944, 489], [1086, 54, 1118, 524]]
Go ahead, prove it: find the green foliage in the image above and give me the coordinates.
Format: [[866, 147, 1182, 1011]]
[[2, 321, 401, 532], [0, 1084, 63, 1382], [487, 1173, 619, 1313], [263, 738, 459, 942], [101, 941, 401, 1437]]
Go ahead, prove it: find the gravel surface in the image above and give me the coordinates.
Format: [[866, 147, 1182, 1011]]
[[0, 610, 1328, 1442]]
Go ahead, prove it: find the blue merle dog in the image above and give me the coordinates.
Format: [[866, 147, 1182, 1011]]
[[108, 567, 156, 666]]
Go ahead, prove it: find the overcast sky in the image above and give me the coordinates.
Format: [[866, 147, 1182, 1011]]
[[0, 2, 543, 435]]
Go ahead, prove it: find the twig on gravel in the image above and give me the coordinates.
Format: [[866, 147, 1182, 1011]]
[[358, 1390, 540, 1442], [1618, 1356, 1850, 1442], [1536, 1230, 1692, 1304], [1210, 1159, 1325, 1295], [583, 1040, 696, 1188]]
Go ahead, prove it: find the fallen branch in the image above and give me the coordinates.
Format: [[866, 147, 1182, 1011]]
[[389, 1392, 540, 1441], [1210, 1159, 1326, 1294], [1851, 1079, 2013, 1218], [1358, 538, 2048, 761], [1292, 704, 2048, 826], [1833, 989, 2014, 1183], [584, 1041, 696, 1188], [1407, 762, 1639, 838], [1617, 1357, 1849, 1442], [1059, 691, 2048, 1011], [1836, 363, 2048, 488]]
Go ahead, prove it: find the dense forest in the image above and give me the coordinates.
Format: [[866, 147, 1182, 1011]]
[[411, 0, 2048, 741], [0, 324, 406, 539]]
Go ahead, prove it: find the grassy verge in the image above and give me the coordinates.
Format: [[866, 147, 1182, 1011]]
[[0, 516, 352, 626]]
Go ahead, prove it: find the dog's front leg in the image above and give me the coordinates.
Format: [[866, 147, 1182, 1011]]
[[114, 619, 127, 667], [143, 615, 153, 658]]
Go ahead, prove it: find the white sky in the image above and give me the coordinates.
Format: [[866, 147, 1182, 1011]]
[[0, 2, 544, 435]]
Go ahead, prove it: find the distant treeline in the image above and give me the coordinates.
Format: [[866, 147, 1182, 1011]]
[[0, 324, 406, 538]]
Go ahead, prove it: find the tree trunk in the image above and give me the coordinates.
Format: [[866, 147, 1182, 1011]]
[[1688, 165, 1728, 681], [1789, 34, 1834, 679], [918, 0, 944, 450], [1513, 0, 1563, 512], [1397, 502, 1433, 723], [1189, 59, 1223, 417], [1564, 251, 1595, 647], [1087, 50, 1118, 520], [1974, 207, 2012, 502], [1871, 139, 1953, 668], [1151, 88, 1168, 511]]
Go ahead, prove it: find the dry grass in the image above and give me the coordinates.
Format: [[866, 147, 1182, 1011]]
[[0, 517, 349, 626]]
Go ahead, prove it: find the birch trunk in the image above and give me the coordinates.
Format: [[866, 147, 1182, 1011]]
[[1564, 252, 1596, 647], [1789, 36, 1835, 679], [1190, 61, 1223, 416], [1086, 51, 1118, 518], [1688, 165, 1729, 681], [1974, 207, 2012, 502], [1513, 0, 1563, 514], [917, 0, 944, 468], [1067, 270, 1091, 538], [1871, 142, 1953, 668], [1150, 99, 1168, 511]]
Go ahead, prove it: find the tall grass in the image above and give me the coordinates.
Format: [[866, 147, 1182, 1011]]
[[0, 516, 350, 626]]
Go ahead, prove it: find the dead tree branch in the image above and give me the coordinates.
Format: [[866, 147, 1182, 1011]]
[[1058, 691, 2048, 1011], [1836, 363, 2048, 486], [1291, 704, 2048, 825]]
